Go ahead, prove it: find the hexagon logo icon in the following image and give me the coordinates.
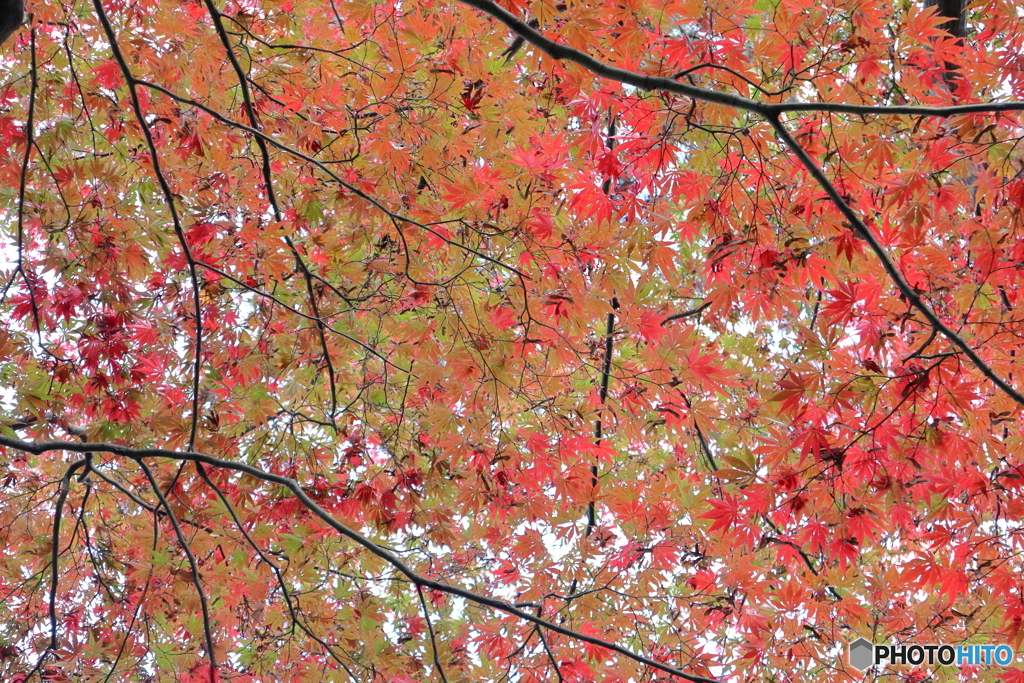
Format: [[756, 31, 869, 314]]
[[848, 638, 874, 671]]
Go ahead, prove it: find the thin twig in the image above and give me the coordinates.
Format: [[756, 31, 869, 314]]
[[905, 327, 938, 361], [416, 585, 450, 683], [662, 301, 710, 326]]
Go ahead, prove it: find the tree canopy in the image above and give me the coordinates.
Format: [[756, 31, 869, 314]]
[[2, 0, 1024, 680]]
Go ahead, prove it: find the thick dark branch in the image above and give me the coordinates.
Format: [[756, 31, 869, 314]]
[[584, 110, 619, 537], [454, 0, 1024, 407], [767, 117, 1024, 407], [12, 27, 65, 363], [456, 0, 760, 109], [0, 434, 722, 683], [924, 0, 966, 39], [47, 460, 87, 650], [23, 458, 87, 683], [0, 0, 25, 45], [4, 413, 88, 437], [576, 116, 619, 597], [588, 302, 616, 537], [299, 266, 340, 422], [456, 0, 1024, 119], [15, 25, 35, 277]]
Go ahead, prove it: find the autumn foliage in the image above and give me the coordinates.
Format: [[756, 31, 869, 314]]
[[3, 0, 1024, 680]]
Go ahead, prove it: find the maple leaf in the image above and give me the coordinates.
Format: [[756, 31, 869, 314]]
[[579, 623, 613, 663], [637, 310, 668, 346], [700, 496, 742, 534], [561, 436, 616, 464], [91, 60, 123, 89], [488, 306, 518, 330], [687, 568, 717, 592], [769, 374, 808, 415]]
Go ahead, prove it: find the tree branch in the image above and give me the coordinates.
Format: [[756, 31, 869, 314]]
[[136, 459, 217, 679], [453, 0, 1024, 408], [416, 585, 450, 683], [47, 460, 87, 650], [455, 0, 1024, 119], [201, 0, 340, 427], [90, 0, 204, 451], [0, 434, 723, 683], [766, 116, 1024, 407], [662, 301, 711, 326]]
